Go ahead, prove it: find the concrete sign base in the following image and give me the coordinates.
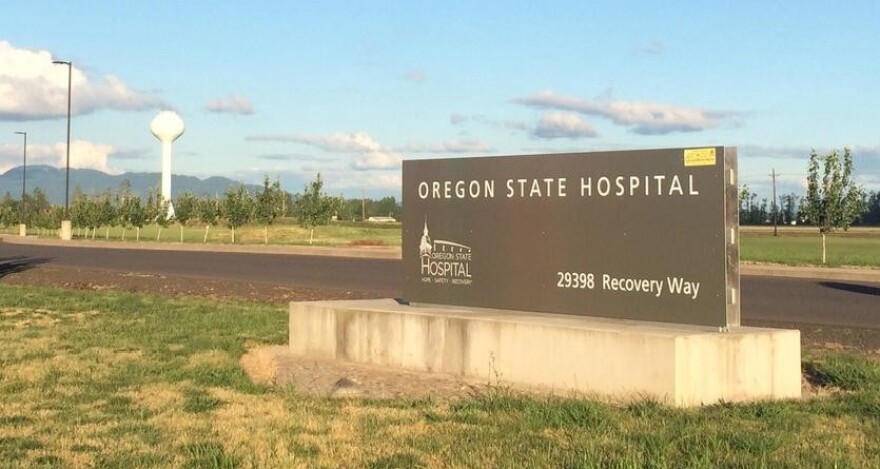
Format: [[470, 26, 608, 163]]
[[289, 299, 801, 406]]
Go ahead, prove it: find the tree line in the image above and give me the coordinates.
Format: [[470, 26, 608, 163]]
[[741, 148, 877, 227], [0, 174, 404, 243], [740, 189, 880, 226]]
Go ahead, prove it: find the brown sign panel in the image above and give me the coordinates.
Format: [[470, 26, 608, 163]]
[[402, 147, 739, 328]]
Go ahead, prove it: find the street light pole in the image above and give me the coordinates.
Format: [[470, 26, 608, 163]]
[[14, 131, 27, 226], [52, 60, 72, 219]]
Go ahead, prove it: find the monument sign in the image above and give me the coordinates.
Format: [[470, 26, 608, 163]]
[[403, 147, 739, 328]]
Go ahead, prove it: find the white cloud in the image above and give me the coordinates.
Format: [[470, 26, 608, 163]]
[[737, 145, 809, 160], [255, 153, 323, 162], [330, 171, 401, 192], [635, 40, 665, 56], [513, 90, 739, 135], [353, 150, 400, 170], [68, 140, 121, 174], [205, 95, 254, 115], [108, 148, 150, 161], [250, 131, 402, 170], [0, 41, 165, 121], [448, 113, 497, 127], [851, 145, 880, 162], [533, 111, 597, 139], [399, 139, 494, 154], [402, 69, 426, 83], [449, 113, 527, 133], [504, 120, 528, 131], [326, 170, 404, 194], [0, 139, 121, 174], [740, 145, 880, 167]]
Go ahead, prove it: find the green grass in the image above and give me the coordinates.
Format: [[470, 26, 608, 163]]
[[4, 218, 403, 247], [741, 228, 880, 267], [1, 284, 879, 467]]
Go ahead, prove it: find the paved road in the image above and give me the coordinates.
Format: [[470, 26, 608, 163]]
[[2, 242, 879, 329], [0, 242, 401, 294]]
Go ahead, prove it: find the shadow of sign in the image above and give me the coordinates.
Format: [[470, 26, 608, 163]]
[[819, 281, 880, 297], [0, 256, 52, 279]]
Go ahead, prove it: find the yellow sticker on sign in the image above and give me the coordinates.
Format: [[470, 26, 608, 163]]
[[684, 148, 717, 167]]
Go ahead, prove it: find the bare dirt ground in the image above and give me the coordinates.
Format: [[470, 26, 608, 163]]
[[1, 262, 877, 401], [0, 264, 385, 304]]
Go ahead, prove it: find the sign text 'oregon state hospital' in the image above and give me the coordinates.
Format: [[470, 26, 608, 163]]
[[402, 147, 740, 328]]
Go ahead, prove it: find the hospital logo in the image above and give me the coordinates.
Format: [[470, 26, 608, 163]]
[[419, 218, 472, 286]]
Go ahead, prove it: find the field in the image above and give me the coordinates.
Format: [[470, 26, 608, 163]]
[[4, 219, 403, 248], [740, 226, 880, 267], [1, 284, 878, 468]]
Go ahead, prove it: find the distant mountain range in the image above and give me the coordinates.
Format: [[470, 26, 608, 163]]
[[0, 165, 261, 204]]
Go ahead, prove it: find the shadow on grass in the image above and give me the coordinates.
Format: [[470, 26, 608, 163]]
[[819, 281, 880, 297], [803, 354, 880, 391], [0, 256, 51, 279]]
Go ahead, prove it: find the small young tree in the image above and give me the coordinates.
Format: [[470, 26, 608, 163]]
[[151, 192, 172, 241], [116, 180, 133, 241], [70, 191, 90, 238], [96, 191, 116, 239], [222, 185, 254, 244], [197, 196, 220, 243], [779, 193, 802, 225], [254, 176, 284, 244], [282, 190, 295, 217], [42, 206, 64, 236], [803, 148, 866, 264], [174, 191, 198, 243], [864, 191, 880, 225], [0, 193, 15, 228], [293, 173, 340, 245], [123, 195, 148, 242], [85, 196, 102, 240], [22, 188, 51, 228]]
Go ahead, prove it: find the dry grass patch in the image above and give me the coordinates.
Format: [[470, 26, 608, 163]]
[[140, 398, 214, 453], [125, 382, 186, 413], [0, 308, 62, 328], [3, 361, 58, 385], [86, 347, 144, 364], [0, 335, 58, 358], [186, 349, 234, 369], [209, 388, 303, 467], [166, 343, 186, 352], [808, 415, 875, 453]]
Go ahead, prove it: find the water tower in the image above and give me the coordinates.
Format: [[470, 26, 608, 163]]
[[149, 111, 185, 218]]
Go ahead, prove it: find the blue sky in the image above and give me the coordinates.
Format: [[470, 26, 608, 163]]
[[1, 1, 878, 200]]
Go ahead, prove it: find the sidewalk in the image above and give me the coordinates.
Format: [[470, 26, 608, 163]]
[[740, 263, 880, 283], [4, 234, 880, 283]]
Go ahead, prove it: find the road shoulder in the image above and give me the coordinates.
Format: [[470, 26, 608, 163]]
[[4, 234, 880, 283]]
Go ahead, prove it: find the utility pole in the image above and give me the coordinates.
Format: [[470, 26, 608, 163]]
[[52, 60, 72, 218], [14, 131, 27, 230], [769, 169, 779, 236]]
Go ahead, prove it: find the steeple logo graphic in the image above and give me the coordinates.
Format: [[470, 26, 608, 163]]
[[419, 219, 433, 257], [419, 217, 473, 285]]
